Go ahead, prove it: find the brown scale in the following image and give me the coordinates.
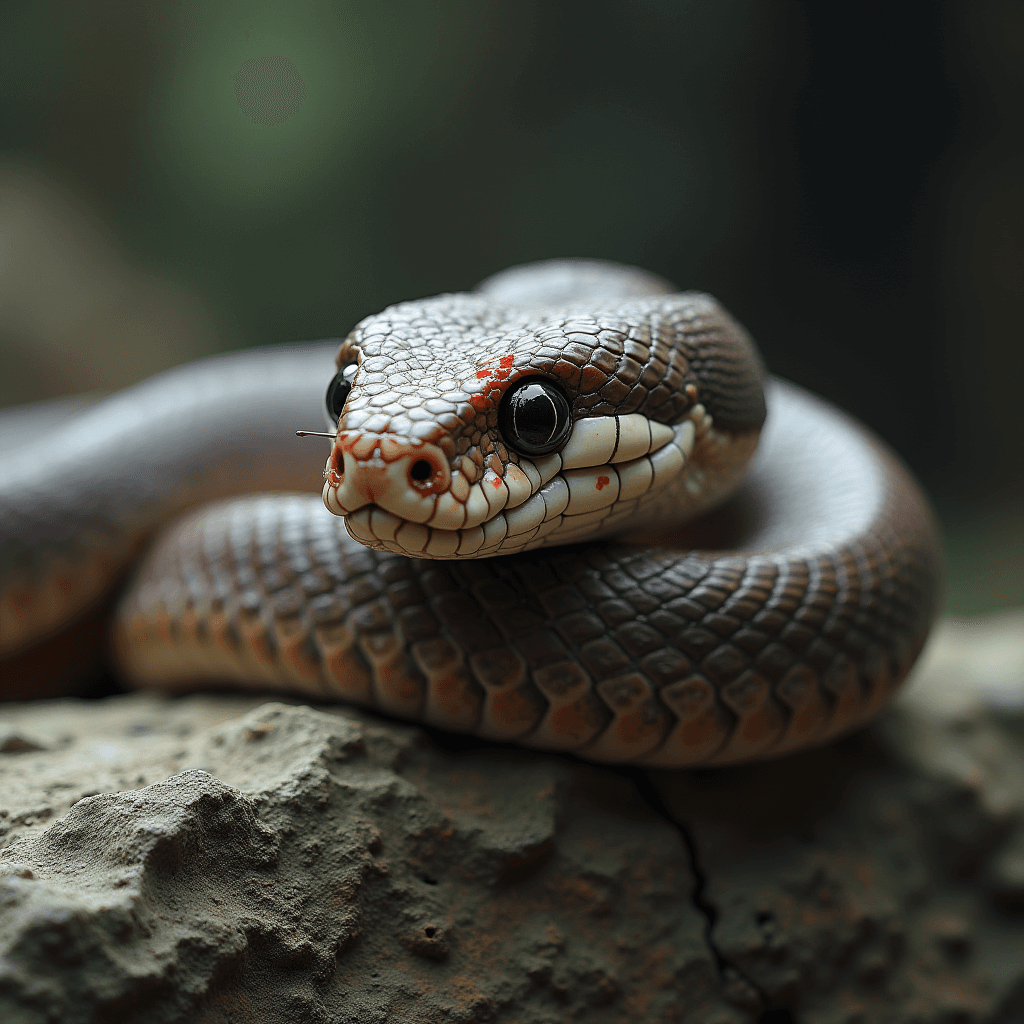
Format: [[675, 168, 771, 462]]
[[584, 672, 673, 762], [468, 646, 544, 741]]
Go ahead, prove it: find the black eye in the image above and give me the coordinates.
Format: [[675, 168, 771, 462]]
[[324, 364, 356, 426], [499, 377, 572, 456]]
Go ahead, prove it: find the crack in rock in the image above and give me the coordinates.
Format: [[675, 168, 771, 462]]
[[0, 623, 1021, 1024], [629, 768, 770, 1017]]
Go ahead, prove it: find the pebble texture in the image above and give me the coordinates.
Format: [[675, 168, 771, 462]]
[[0, 612, 1021, 1023]]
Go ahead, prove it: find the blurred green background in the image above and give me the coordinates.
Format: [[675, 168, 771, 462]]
[[0, 0, 1020, 615]]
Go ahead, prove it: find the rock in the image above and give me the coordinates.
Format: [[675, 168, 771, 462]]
[[0, 698, 730, 1023], [0, 611, 1020, 1023], [0, 772, 279, 1023]]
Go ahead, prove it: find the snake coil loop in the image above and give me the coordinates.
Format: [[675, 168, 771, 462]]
[[0, 260, 941, 766]]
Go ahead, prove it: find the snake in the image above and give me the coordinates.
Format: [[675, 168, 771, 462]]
[[0, 260, 940, 766]]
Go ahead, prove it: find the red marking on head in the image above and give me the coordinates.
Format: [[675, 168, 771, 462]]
[[596, 476, 610, 490], [490, 475, 503, 489], [476, 353, 515, 384], [469, 394, 488, 412]]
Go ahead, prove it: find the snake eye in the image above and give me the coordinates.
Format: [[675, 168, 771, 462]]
[[499, 377, 572, 456], [324, 363, 357, 427]]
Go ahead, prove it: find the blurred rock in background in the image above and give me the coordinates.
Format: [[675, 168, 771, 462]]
[[0, 0, 1020, 615]]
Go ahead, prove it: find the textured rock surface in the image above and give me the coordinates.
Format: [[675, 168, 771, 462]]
[[0, 612, 1020, 1023]]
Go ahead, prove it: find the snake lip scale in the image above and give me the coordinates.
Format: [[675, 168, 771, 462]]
[[0, 259, 941, 767]]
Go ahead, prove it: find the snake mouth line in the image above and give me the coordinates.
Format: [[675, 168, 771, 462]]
[[323, 406, 712, 559]]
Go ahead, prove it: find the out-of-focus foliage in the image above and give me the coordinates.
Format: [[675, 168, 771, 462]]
[[0, 0, 1021, 613], [0, 0, 776, 408]]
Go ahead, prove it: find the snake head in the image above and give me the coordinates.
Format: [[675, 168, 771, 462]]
[[320, 282, 765, 559]]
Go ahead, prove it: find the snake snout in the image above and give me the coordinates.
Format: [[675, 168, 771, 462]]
[[322, 432, 452, 524]]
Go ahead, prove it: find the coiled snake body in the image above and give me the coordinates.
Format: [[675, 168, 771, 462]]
[[0, 261, 940, 766]]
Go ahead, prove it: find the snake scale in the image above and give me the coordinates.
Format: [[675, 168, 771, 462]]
[[0, 260, 941, 766]]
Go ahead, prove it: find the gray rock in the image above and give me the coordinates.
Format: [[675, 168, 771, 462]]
[[0, 611, 1020, 1023], [0, 699, 728, 1023]]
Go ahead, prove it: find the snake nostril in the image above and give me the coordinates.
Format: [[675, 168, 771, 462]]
[[409, 459, 433, 482]]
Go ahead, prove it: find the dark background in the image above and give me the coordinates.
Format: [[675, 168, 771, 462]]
[[1, 0, 1020, 614]]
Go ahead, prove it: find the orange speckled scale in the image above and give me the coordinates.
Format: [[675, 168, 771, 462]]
[[641, 675, 733, 766], [469, 649, 547, 741], [852, 643, 896, 724], [237, 608, 279, 674], [207, 606, 241, 660], [525, 661, 610, 751], [314, 621, 374, 705], [124, 602, 155, 649], [150, 600, 179, 648], [412, 637, 483, 732], [773, 662, 834, 750], [175, 605, 205, 652], [817, 653, 864, 733], [711, 669, 788, 765], [359, 630, 425, 719], [481, 685, 548, 742], [272, 616, 327, 697], [0, 582, 35, 657], [582, 673, 672, 763]]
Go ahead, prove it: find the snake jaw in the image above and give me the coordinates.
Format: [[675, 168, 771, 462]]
[[324, 405, 720, 559]]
